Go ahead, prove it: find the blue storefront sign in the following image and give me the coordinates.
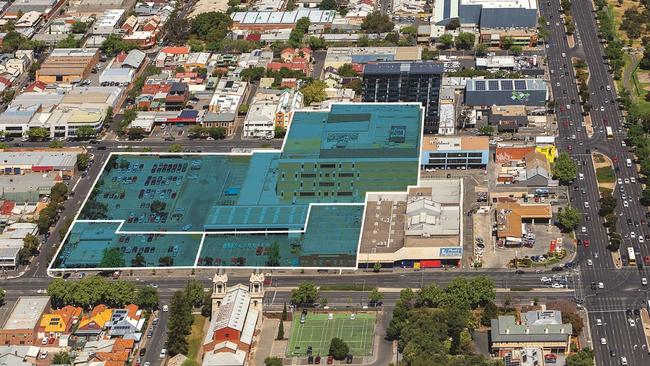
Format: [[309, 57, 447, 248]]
[[440, 247, 463, 257]]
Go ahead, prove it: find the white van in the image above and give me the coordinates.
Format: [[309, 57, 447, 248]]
[[620, 356, 628, 365], [626, 158, 632, 168]]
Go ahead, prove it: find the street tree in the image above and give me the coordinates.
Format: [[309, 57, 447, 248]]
[[368, 288, 384, 304], [75, 126, 96, 140], [566, 348, 594, 366], [446, 18, 460, 30], [328, 337, 350, 360], [552, 152, 577, 183], [557, 206, 581, 231], [168, 144, 183, 152], [510, 45, 523, 56], [27, 127, 48, 141], [135, 286, 160, 310], [186, 279, 205, 308], [77, 153, 90, 171], [290, 282, 319, 306], [501, 36, 514, 50], [455, 32, 475, 50], [475, 43, 488, 56], [438, 33, 454, 49], [478, 125, 494, 136], [127, 127, 145, 140], [598, 192, 618, 216], [166, 290, 193, 356], [641, 188, 650, 206]]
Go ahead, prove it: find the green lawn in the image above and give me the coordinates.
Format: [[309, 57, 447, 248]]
[[287, 312, 375, 357], [187, 314, 206, 361], [596, 166, 616, 183]]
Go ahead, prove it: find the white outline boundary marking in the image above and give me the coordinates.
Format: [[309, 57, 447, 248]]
[[47, 103, 427, 274]]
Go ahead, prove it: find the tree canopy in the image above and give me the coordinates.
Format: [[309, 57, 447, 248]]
[[566, 348, 594, 366], [300, 80, 328, 105], [361, 12, 394, 34], [557, 206, 581, 231], [552, 152, 577, 183], [190, 12, 232, 44], [329, 338, 350, 360], [291, 282, 320, 306]]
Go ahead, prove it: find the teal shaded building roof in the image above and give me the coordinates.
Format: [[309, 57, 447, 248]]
[[282, 104, 422, 160]]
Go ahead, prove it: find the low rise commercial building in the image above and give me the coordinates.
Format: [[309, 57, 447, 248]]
[[495, 201, 552, 246], [0, 223, 38, 269], [243, 89, 303, 138], [230, 9, 336, 31], [206, 78, 248, 136], [324, 46, 422, 70], [490, 310, 572, 354], [433, 0, 537, 29], [358, 180, 463, 269], [465, 78, 548, 107], [0, 297, 50, 345], [420, 135, 489, 169], [36, 48, 100, 84], [91, 9, 126, 34]]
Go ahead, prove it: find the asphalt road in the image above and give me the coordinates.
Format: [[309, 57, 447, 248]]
[[540, 1, 650, 364]]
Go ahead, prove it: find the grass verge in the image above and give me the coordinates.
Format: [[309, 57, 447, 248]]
[[596, 166, 616, 183], [188, 314, 206, 361]]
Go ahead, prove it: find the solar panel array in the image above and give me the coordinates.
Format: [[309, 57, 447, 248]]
[[474, 80, 486, 91], [488, 80, 500, 90], [514, 80, 527, 90], [500, 80, 513, 90]]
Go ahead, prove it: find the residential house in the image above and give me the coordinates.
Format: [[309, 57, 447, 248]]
[[280, 47, 312, 63], [524, 150, 551, 187], [75, 304, 112, 338], [105, 304, 144, 339], [38, 305, 82, 340], [155, 46, 190, 68], [266, 61, 309, 75]]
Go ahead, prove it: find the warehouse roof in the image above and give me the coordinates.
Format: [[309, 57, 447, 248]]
[[461, 0, 536, 10], [0, 151, 77, 169], [2, 297, 49, 330], [231, 10, 335, 24]]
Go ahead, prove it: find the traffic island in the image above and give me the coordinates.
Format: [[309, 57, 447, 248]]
[[591, 152, 615, 195]]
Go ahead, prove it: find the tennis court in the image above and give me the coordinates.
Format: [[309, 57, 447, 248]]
[[287, 312, 375, 357]]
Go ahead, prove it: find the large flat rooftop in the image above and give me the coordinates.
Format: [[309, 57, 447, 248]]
[[51, 103, 423, 270]]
